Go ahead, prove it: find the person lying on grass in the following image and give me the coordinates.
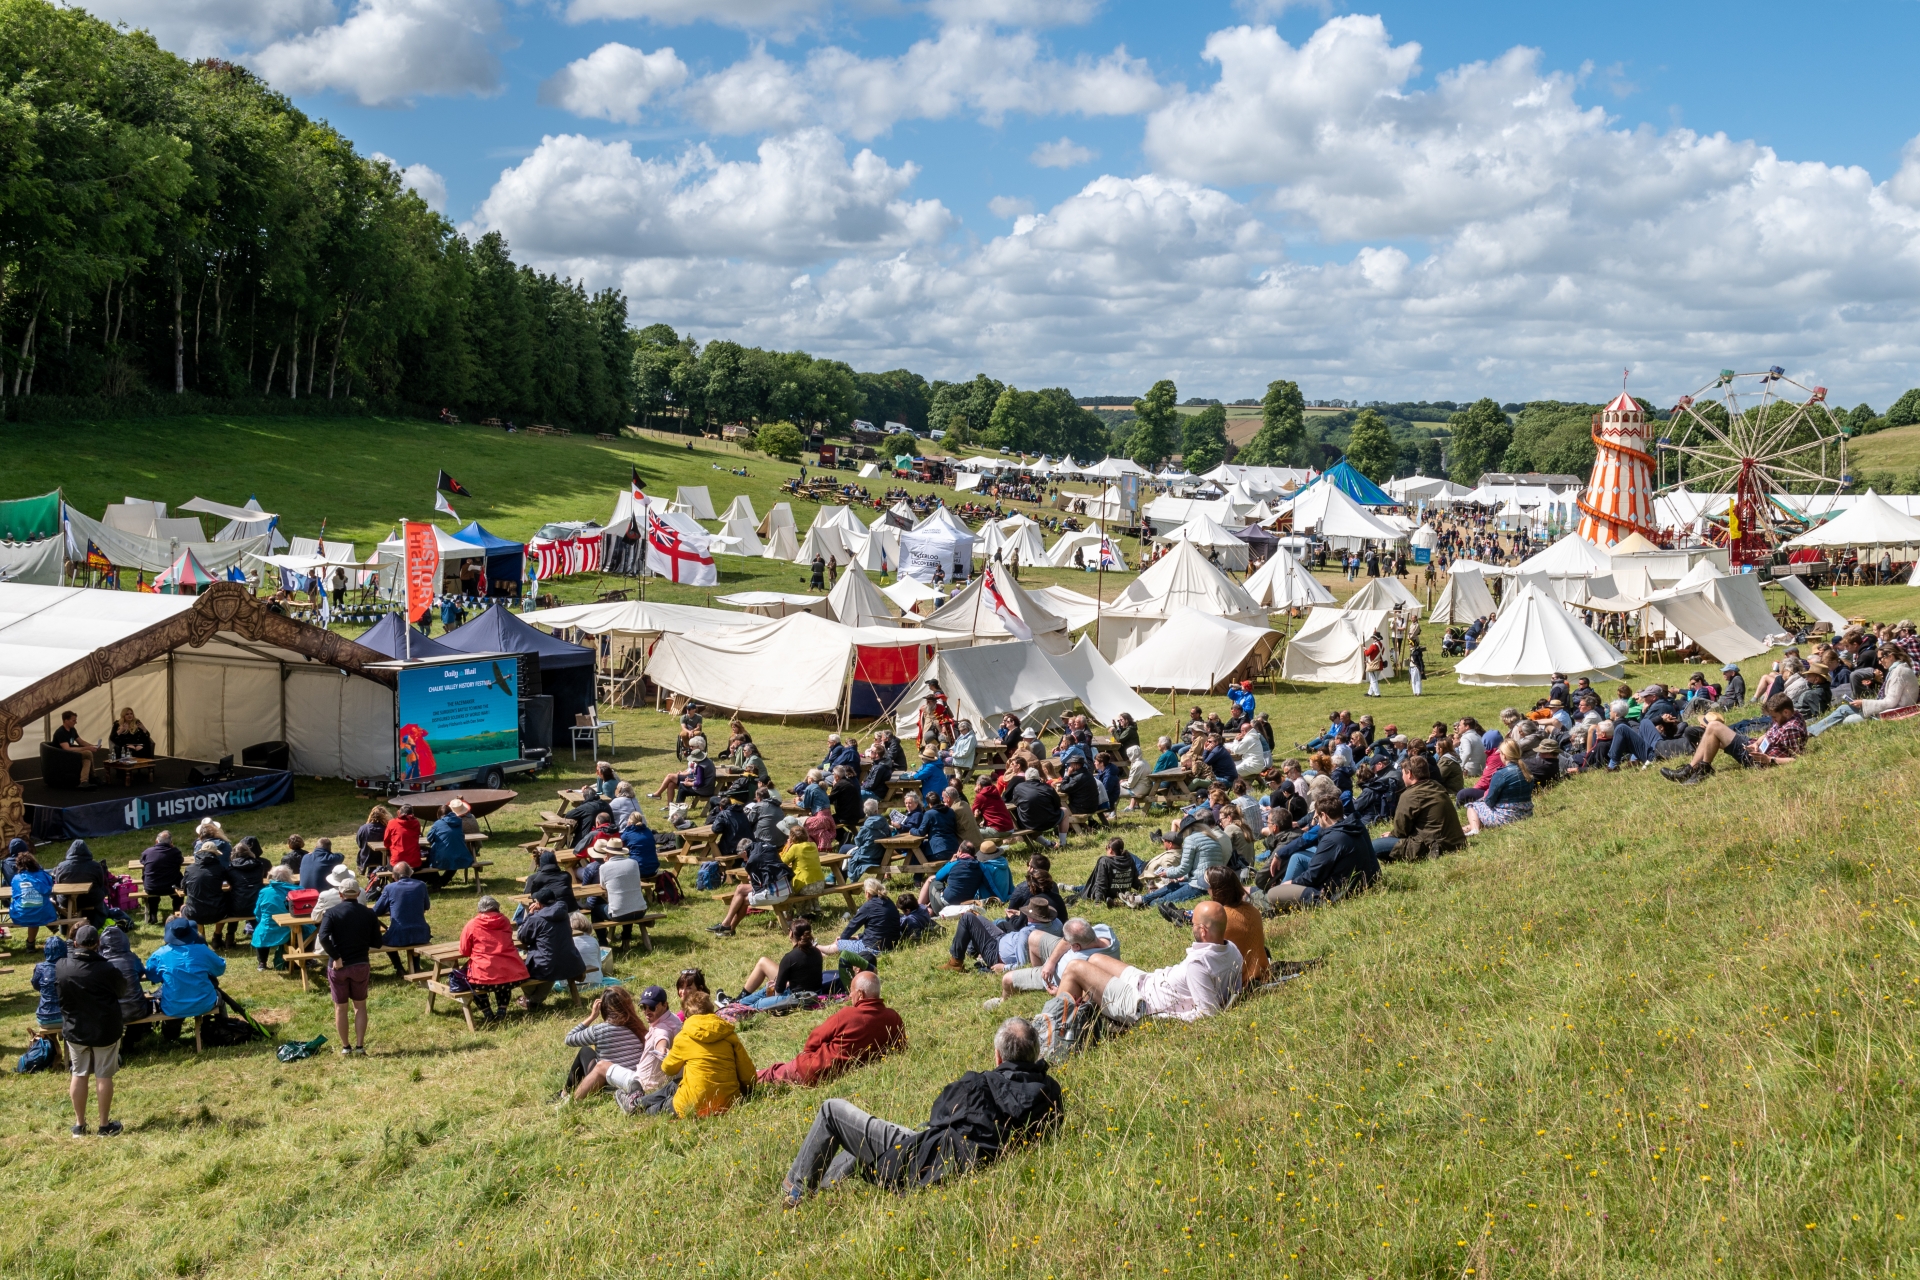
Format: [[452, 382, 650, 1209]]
[[1660, 694, 1807, 785], [997, 916, 1120, 998], [756, 970, 906, 1087], [779, 1015, 1061, 1207], [1053, 901, 1242, 1026]]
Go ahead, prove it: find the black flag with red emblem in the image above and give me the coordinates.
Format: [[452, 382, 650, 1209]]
[[436, 470, 471, 498]]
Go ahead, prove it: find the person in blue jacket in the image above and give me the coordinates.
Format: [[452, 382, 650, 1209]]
[[619, 813, 659, 877], [1228, 680, 1256, 721], [8, 848, 58, 950], [420, 802, 474, 888], [251, 865, 296, 970], [145, 917, 227, 1022], [907, 756, 950, 802], [30, 934, 67, 1032], [842, 800, 891, 879], [920, 790, 960, 862], [370, 860, 432, 975]]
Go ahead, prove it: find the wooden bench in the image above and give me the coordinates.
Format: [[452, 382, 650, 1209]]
[[122, 1011, 205, 1052], [590, 912, 666, 954], [538, 812, 576, 844], [413, 942, 581, 1032], [709, 879, 865, 922]]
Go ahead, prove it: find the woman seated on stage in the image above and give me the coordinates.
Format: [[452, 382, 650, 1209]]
[[108, 707, 155, 759]]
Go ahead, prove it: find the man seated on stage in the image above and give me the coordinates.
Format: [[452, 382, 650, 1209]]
[[1053, 901, 1242, 1025], [51, 710, 98, 787], [108, 707, 155, 759], [1661, 695, 1808, 785]]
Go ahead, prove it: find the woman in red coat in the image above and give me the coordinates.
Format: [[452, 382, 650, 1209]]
[[382, 803, 423, 870], [458, 895, 529, 1025], [971, 774, 1015, 836]]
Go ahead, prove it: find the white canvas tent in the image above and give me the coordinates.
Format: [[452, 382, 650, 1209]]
[[721, 496, 759, 526], [758, 503, 797, 540], [1279, 481, 1406, 546], [1046, 523, 1126, 569], [65, 506, 268, 577], [714, 513, 765, 556], [976, 515, 1048, 566], [921, 572, 1070, 652], [826, 568, 897, 628], [880, 576, 940, 614], [1779, 574, 1849, 627], [1107, 540, 1266, 623], [0, 538, 64, 586], [1110, 607, 1276, 692], [846, 520, 901, 574], [1673, 561, 1786, 647], [0, 583, 395, 777], [1242, 546, 1334, 610], [1157, 513, 1251, 571], [644, 612, 928, 719], [1280, 606, 1389, 684], [892, 636, 1157, 733], [1783, 488, 1920, 550], [761, 525, 799, 561], [1427, 566, 1497, 625], [792, 522, 858, 567], [674, 486, 717, 521], [713, 591, 831, 619], [374, 526, 487, 565], [1025, 585, 1102, 632], [522, 599, 759, 641], [898, 523, 975, 583], [1345, 576, 1423, 616], [1454, 582, 1626, 686], [1519, 531, 1614, 579]]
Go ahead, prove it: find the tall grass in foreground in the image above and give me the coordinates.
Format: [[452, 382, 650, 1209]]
[[2, 706, 1916, 1277]]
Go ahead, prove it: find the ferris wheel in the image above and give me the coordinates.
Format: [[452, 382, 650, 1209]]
[[1654, 367, 1852, 565]]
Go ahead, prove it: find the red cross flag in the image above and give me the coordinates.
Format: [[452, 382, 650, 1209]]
[[645, 505, 717, 586], [980, 562, 1031, 639]]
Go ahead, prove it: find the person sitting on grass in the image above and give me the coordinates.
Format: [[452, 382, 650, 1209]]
[[1054, 901, 1243, 1025], [1265, 796, 1379, 911], [565, 987, 651, 1103], [779, 1016, 1062, 1206], [1079, 836, 1139, 907], [733, 919, 827, 1010], [997, 916, 1120, 997], [1375, 754, 1467, 862], [896, 893, 933, 943], [757, 971, 907, 1087], [1464, 740, 1534, 834], [941, 898, 1062, 974], [1661, 695, 1808, 785], [660, 986, 755, 1119], [1127, 813, 1225, 915], [1809, 648, 1916, 735], [615, 985, 685, 1116], [458, 896, 529, 1026], [1205, 867, 1269, 986], [710, 838, 794, 938], [251, 865, 296, 970]]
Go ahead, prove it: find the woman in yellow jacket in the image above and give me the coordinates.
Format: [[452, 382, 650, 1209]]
[[779, 831, 826, 891], [661, 988, 755, 1118]]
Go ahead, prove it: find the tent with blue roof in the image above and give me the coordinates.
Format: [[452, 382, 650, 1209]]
[[356, 612, 463, 661], [455, 522, 525, 592], [1318, 459, 1397, 507], [440, 602, 597, 730]]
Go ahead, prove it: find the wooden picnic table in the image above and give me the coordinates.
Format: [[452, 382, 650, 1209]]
[[876, 833, 932, 874], [1150, 768, 1197, 801]]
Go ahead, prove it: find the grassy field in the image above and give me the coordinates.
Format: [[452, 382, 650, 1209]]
[[1849, 423, 1920, 475], [3, 415, 1920, 1276]]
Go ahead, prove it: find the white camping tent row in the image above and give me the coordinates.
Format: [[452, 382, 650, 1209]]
[[65, 505, 269, 577], [1100, 541, 1268, 660], [892, 636, 1158, 733]]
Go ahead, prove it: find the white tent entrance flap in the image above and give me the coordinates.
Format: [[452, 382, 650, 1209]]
[[1427, 567, 1496, 625], [1779, 574, 1848, 628], [1281, 607, 1389, 684]]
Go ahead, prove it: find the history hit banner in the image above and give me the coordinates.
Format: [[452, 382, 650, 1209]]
[[396, 661, 520, 782]]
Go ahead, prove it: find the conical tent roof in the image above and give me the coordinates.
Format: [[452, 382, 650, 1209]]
[[1783, 488, 1920, 549], [1608, 531, 1661, 554], [1427, 566, 1497, 624], [1282, 481, 1406, 540], [826, 567, 897, 628], [1454, 582, 1626, 686], [155, 548, 215, 588], [1319, 459, 1397, 507], [1345, 575, 1423, 616], [1109, 539, 1266, 621], [761, 525, 799, 560], [721, 495, 758, 525], [1518, 531, 1613, 577], [913, 506, 974, 537], [923, 571, 1069, 650], [1242, 545, 1334, 609]]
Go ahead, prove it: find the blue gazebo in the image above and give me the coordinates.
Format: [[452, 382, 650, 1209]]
[[455, 522, 525, 594], [1317, 458, 1397, 507]]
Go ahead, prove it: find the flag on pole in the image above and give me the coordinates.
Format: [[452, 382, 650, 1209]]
[[980, 562, 1031, 639], [434, 491, 458, 520], [631, 466, 646, 499], [644, 505, 717, 586], [436, 470, 471, 498], [1097, 535, 1122, 570]]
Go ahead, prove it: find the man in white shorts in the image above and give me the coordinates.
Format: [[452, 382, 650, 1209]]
[[1054, 901, 1242, 1025], [998, 918, 1119, 997], [55, 924, 128, 1137]]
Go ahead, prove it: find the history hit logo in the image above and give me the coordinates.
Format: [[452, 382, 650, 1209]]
[[123, 782, 260, 831]]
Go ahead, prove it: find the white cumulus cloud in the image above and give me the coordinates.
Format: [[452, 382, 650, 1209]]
[[562, 0, 829, 30], [539, 43, 689, 124], [988, 195, 1033, 218], [248, 0, 504, 105], [470, 128, 952, 267], [682, 25, 1166, 140], [83, 0, 338, 58], [1030, 137, 1095, 168], [926, 0, 1101, 26]]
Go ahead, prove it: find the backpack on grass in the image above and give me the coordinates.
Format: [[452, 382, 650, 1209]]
[[1034, 993, 1117, 1066], [651, 870, 684, 905]]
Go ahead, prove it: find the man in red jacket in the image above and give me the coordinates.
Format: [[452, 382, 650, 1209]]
[[757, 971, 906, 1085]]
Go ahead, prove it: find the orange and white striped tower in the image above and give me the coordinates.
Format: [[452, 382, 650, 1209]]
[[1575, 391, 1659, 547]]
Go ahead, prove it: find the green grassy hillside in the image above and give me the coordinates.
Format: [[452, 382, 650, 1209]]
[[1849, 422, 1920, 474]]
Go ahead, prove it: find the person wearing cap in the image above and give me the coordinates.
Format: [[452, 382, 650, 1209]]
[[1228, 679, 1256, 721], [144, 917, 226, 1026], [419, 801, 474, 888], [778, 1016, 1061, 1206], [55, 923, 127, 1137], [370, 860, 432, 975], [318, 876, 380, 1054], [617, 984, 685, 1113]]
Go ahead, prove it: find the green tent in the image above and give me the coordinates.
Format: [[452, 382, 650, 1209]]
[[0, 491, 60, 542]]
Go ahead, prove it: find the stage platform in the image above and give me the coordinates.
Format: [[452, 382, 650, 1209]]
[[17, 758, 296, 841]]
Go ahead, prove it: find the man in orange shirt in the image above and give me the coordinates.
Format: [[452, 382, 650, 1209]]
[[757, 971, 907, 1086]]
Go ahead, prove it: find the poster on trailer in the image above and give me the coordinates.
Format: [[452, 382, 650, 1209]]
[[395, 660, 521, 782]]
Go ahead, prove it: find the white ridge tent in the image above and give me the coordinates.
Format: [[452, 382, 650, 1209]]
[[826, 567, 897, 628], [0, 538, 64, 586], [758, 503, 797, 540], [845, 519, 901, 574], [1110, 607, 1277, 692], [880, 576, 940, 615], [1454, 582, 1626, 686], [1427, 566, 1497, 625], [1157, 513, 1251, 571], [674, 486, 717, 520], [892, 636, 1157, 733], [1779, 574, 1849, 627], [644, 612, 928, 719], [1242, 545, 1335, 610], [1642, 585, 1769, 664], [1280, 606, 1389, 684], [922, 572, 1069, 652], [976, 518, 1046, 566], [761, 524, 799, 561], [1025, 585, 1101, 632], [1518, 531, 1613, 578], [1672, 561, 1786, 646], [721, 496, 759, 527], [1045, 523, 1126, 569], [1783, 488, 1920, 550], [374, 525, 486, 567], [1101, 540, 1267, 659], [713, 591, 830, 619], [1345, 576, 1423, 617], [792, 522, 858, 567], [715, 511, 764, 556], [65, 506, 269, 576]]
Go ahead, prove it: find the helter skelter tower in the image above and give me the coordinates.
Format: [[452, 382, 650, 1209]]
[[1575, 391, 1660, 547]]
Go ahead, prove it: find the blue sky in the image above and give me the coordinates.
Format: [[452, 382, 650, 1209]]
[[95, 1, 1920, 403]]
